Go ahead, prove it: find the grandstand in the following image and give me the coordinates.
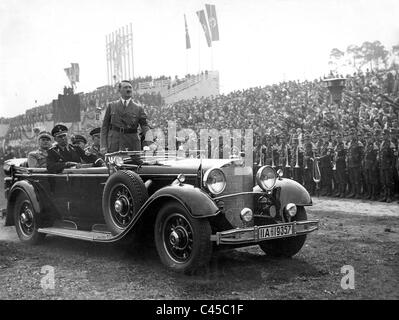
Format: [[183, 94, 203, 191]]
[[0, 71, 220, 155]]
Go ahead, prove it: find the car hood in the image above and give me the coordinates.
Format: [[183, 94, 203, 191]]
[[138, 157, 244, 175]]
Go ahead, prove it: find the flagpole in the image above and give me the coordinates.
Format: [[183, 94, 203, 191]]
[[198, 16, 201, 74], [130, 23, 134, 80]]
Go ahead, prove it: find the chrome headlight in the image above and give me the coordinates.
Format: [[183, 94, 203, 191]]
[[203, 168, 226, 195], [256, 166, 277, 191], [285, 203, 297, 217]]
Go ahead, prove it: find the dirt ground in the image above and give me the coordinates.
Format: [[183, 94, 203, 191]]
[[0, 170, 398, 300]]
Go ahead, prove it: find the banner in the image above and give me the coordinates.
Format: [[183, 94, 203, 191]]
[[64, 63, 80, 85], [196, 10, 212, 47], [184, 14, 191, 49], [71, 63, 80, 82], [205, 4, 219, 41]]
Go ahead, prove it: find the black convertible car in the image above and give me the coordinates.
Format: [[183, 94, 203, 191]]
[[3, 152, 318, 273]]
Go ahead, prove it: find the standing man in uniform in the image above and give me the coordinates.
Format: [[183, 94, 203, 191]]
[[27, 131, 52, 168], [347, 128, 364, 199], [363, 132, 379, 200], [303, 133, 315, 195], [100, 80, 152, 153], [379, 129, 396, 203], [334, 135, 347, 198]]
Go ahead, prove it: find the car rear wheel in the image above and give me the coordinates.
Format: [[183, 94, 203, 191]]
[[102, 170, 148, 235], [259, 206, 307, 258], [154, 202, 212, 274], [14, 193, 46, 245]]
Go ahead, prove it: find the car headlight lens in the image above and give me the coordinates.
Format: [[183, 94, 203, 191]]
[[256, 166, 277, 191], [203, 168, 226, 195], [240, 208, 253, 222], [285, 203, 297, 217]]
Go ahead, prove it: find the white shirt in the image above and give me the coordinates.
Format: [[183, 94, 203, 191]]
[[120, 97, 132, 106]]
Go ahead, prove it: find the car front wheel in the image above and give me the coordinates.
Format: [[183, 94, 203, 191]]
[[14, 192, 46, 245], [259, 206, 307, 258], [154, 202, 212, 274]]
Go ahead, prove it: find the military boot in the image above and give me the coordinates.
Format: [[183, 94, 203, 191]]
[[371, 185, 378, 201], [378, 189, 387, 202], [339, 184, 346, 198], [386, 189, 393, 203], [355, 184, 362, 199]]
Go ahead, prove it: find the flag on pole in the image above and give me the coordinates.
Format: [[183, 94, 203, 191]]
[[71, 63, 80, 82], [196, 10, 212, 47], [205, 4, 219, 41], [64, 63, 80, 86], [184, 14, 191, 49]]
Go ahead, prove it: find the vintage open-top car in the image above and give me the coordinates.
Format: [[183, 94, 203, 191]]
[[3, 151, 318, 273]]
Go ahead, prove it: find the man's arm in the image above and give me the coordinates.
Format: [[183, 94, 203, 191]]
[[100, 103, 112, 152], [75, 146, 105, 167], [138, 106, 152, 147]]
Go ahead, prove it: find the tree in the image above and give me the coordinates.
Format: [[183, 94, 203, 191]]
[[360, 40, 388, 70], [346, 44, 363, 70], [329, 48, 345, 73]]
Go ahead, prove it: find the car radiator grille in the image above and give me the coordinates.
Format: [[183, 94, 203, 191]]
[[220, 166, 254, 228]]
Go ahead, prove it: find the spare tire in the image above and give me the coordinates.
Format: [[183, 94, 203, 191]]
[[102, 170, 148, 235]]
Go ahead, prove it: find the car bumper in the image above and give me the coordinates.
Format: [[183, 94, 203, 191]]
[[210, 220, 319, 245]]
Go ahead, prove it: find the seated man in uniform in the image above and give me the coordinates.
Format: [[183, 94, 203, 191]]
[[28, 131, 52, 168], [71, 134, 88, 149], [85, 127, 104, 160], [47, 124, 105, 173]]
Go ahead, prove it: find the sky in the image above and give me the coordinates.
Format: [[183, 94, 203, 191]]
[[0, 0, 398, 118]]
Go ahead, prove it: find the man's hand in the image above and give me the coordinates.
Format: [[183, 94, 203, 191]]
[[100, 147, 107, 155]]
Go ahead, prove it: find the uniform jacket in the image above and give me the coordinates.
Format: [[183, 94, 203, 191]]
[[27, 149, 48, 168], [347, 140, 364, 168], [379, 141, 395, 170]]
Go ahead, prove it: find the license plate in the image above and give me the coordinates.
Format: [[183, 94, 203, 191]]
[[258, 224, 294, 240]]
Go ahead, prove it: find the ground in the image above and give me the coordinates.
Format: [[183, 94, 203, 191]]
[[0, 170, 398, 299]]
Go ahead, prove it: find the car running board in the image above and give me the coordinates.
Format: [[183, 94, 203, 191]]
[[38, 227, 114, 241]]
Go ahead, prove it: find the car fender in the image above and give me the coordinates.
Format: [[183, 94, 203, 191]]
[[6, 180, 42, 226], [253, 178, 312, 209], [141, 184, 220, 219]]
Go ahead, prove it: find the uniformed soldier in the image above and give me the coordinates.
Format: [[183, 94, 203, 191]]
[[100, 80, 152, 153], [47, 124, 105, 174], [27, 131, 52, 168], [334, 135, 347, 198], [85, 127, 104, 160], [303, 133, 315, 195], [347, 128, 364, 199], [363, 133, 379, 200], [319, 140, 333, 196], [71, 134, 87, 149], [378, 129, 396, 203]]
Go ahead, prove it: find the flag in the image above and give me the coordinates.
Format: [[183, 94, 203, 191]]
[[184, 14, 191, 49], [64, 63, 80, 85], [71, 63, 80, 82], [205, 4, 219, 41], [196, 10, 212, 47], [64, 67, 73, 83]]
